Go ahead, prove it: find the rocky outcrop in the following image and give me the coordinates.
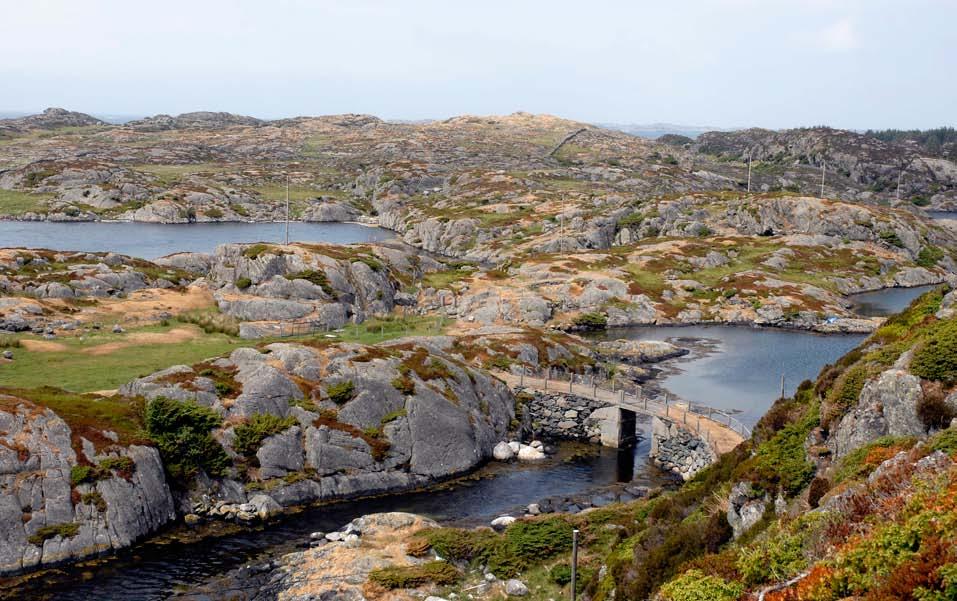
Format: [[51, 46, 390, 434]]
[[829, 366, 928, 459], [126, 111, 263, 131], [0, 108, 104, 133], [0, 395, 176, 576], [122, 339, 515, 514]]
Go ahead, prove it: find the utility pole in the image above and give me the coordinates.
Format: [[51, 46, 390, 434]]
[[747, 149, 753, 193], [780, 374, 785, 399], [571, 529, 580, 601], [284, 174, 290, 245], [820, 161, 826, 199]]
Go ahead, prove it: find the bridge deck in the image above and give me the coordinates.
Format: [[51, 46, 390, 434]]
[[495, 372, 746, 456]]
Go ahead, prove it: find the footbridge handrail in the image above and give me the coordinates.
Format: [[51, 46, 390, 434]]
[[495, 367, 752, 447]]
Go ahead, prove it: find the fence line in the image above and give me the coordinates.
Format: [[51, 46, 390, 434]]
[[511, 366, 752, 440]]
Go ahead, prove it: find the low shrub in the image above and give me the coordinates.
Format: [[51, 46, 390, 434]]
[[145, 397, 230, 481], [235, 277, 252, 290], [80, 491, 107, 512], [574, 312, 608, 329], [916, 245, 945, 268], [550, 563, 572, 586], [100, 456, 136, 480], [232, 413, 297, 456], [391, 375, 415, 395], [659, 569, 744, 601], [285, 269, 334, 296], [380, 407, 407, 424], [736, 523, 807, 586], [326, 380, 356, 404], [488, 518, 575, 577], [834, 435, 918, 484], [368, 561, 460, 589], [28, 522, 80, 546], [912, 318, 957, 384]]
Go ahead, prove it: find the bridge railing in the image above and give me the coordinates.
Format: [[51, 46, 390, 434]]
[[511, 366, 752, 440]]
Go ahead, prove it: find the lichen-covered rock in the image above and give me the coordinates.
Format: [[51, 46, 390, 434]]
[[0, 395, 175, 576], [829, 368, 927, 458]]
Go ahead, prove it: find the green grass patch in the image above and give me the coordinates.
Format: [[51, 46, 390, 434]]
[[0, 189, 53, 215], [1, 324, 245, 392]]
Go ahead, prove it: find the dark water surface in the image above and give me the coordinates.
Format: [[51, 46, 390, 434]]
[[0, 221, 394, 259], [594, 325, 866, 425], [10, 442, 664, 601], [849, 285, 937, 317]]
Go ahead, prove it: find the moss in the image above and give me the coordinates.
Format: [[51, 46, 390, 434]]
[[28, 522, 80, 546], [368, 561, 461, 589], [80, 491, 107, 512], [232, 413, 297, 457], [326, 380, 356, 404], [285, 269, 334, 296], [99, 456, 136, 480], [391, 375, 415, 395], [380, 407, 407, 424]]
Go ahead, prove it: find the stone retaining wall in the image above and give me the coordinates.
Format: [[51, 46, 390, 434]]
[[650, 416, 716, 481], [517, 389, 608, 443]]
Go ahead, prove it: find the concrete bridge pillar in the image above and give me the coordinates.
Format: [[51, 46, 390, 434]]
[[600, 407, 637, 449]]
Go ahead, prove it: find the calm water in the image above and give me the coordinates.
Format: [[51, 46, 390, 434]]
[[926, 211, 957, 220], [0, 221, 394, 259], [595, 325, 865, 425], [9, 441, 664, 601], [849, 284, 937, 317]]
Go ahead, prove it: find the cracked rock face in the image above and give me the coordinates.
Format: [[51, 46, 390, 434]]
[[829, 367, 927, 459], [124, 339, 515, 512], [0, 395, 175, 576]]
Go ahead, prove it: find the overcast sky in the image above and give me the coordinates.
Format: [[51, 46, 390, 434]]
[[2, 0, 954, 129]]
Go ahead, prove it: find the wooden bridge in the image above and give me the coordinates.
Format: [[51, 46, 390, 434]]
[[494, 371, 748, 456]]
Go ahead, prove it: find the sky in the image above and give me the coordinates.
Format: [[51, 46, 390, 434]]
[[2, 0, 955, 129]]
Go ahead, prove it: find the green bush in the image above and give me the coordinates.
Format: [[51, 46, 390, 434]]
[[736, 524, 807, 585], [235, 277, 252, 290], [488, 518, 575, 577], [232, 413, 297, 456], [326, 380, 356, 404], [659, 569, 744, 601], [912, 319, 957, 384], [916, 246, 945, 268], [28, 522, 80, 546], [70, 464, 105, 486], [879, 231, 905, 248], [381, 407, 407, 424], [928, 426, 957, 455], [204, 207, 224, 219], [574, 312, 608, 329], [368, 561, 461, 589], [145, 397, 230, 481], [550, 563, 572, 585], [736, 405, 817, 496]]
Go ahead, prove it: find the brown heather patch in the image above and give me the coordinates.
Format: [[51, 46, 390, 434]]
[[0, 387, 150, 460], [312, 415, 390, 462]]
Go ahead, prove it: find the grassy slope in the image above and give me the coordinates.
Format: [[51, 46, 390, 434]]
[[0, 189, 52, 214]]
